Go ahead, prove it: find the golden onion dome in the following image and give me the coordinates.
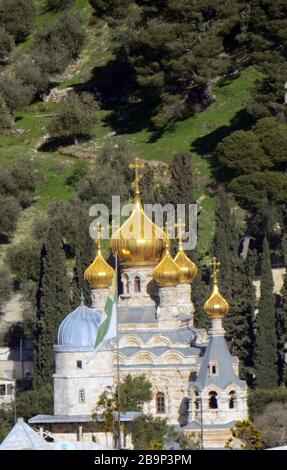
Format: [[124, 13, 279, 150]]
[[109, 157, 165, 267], [204, 257, 229, 319], [174, 236, 198, 284], [84, 238, 114, 289], [153, 231, 181, 287]]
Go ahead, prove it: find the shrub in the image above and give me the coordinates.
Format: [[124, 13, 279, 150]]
[[65, 162, 88, 187], [0, 161, 43, 207], [6, 239, 41, 284], [48, 0, 75, 9], [15, 385, 53, 421], [0, 26, 14, 61], [0, 0, 36, 43], [33, 9, 86, 75], [255, 403, 287, 448], [0, 265, 12, 305], [0, 72, 35, 112], [0, 195, 21, 240], [15, 55, 49, 96], [0, 96, 13, 131], [248, 388, 287, 420], [48, 92, 98, 144]]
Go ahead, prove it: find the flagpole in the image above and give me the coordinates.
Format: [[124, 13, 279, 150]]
[[115, 252, 122, 450]]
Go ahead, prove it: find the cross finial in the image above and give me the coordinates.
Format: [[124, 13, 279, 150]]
[[129, 157, 145, 198], [210, 256, 221, 283], [109, 219, 120, 237], [163, 221, 171, 251], [96, 223, 103, 251], [175, 217, 185, 250], [80, 289, 85, 306]]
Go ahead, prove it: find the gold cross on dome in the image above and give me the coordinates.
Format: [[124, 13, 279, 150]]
[[210, 257, 221, 283], [129, 157, 145, 196], [163, 221, 172, 250], [97, 222, 104, 239], [174, 218, 185, 239], [96, 223, 103, 250]]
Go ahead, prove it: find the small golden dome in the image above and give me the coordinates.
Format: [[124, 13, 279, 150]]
[[174, 236, 198, 284], [153, 230, 181, 287], [110, 157, 165, 267], [204, 257, 229, 319], [84, 238, 114, 289]]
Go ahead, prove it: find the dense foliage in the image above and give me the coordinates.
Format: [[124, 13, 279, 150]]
[[34, 222, 71, 387], [254, 238, 278, 388], [48, 92, 99, 144], [0, 0, 36, 43], [248, 388, 287, 420]]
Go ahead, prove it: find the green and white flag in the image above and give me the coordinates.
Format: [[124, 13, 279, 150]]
[[90, 273, 117, 359]]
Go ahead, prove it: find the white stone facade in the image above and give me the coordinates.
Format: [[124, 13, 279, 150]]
[[48, 257, 248, 449], [53, 349, 114, 416]]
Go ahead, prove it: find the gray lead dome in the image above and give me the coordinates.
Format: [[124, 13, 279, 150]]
[[58, 302, 101, 349]]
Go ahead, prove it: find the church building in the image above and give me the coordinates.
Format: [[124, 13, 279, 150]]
[[30, 159, 248, 449]]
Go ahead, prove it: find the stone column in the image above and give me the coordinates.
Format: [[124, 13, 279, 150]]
[[209, 318, 225, 337], [157, 286, 182, 329], [176, 283, 194, 325], [91, 287, 109, 313]]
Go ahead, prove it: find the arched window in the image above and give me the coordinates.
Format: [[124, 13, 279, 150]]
[[189, 371, 197, 381], [79, 388, 85, 404], [123, 274, 130, 294], [209, 361, 218, 376], [208, 391, 218, 409], [229, 391, 236, 409], [156, 392, 165, 414], [134, 276, 141, 293], [194, 391, 199, 410]]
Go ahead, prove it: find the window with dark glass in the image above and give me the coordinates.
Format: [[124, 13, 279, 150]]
[[208, 391, 218, 409], [134, 276, 141, 293], [77, 360, 82, 369], [229, 391, 236, 409], [156, 392, 165, 414], [79, 389, 85, 403]]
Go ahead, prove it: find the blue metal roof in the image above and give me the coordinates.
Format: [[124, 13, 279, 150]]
[[57, 303, 101, 351], [195, 336, 245, 390]]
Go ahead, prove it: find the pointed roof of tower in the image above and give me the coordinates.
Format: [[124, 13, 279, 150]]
[[0, 418, 51, 450], [195, 336, 245, 391]]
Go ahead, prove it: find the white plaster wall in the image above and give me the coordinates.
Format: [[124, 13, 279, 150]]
[[54, 350, 114, 416]]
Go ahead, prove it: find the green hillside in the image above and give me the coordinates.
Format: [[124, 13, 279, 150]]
[[0, 0, 261, 253]]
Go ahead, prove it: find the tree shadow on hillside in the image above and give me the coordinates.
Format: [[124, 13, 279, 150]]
[[72, 57, 159, 135], [191, 108, 255, 181], [38, 135, 92, 152]]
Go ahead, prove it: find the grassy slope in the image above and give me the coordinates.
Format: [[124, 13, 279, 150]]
[[0, 1, 260, 255]]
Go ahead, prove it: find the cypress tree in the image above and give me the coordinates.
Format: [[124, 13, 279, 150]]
[[168, 152, 195, 207], [277, 270, 287, 385], [254, 238, 278, 388], [34, 221, 71, 388], [213, 188, 256, 381], [213, 187, 238, 298], [192, 261, 210, 330], [168, 151, 195, 256], [72, 210, 95, 308], [227, 255, 256, 383], [244, 250, 257, 383]]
